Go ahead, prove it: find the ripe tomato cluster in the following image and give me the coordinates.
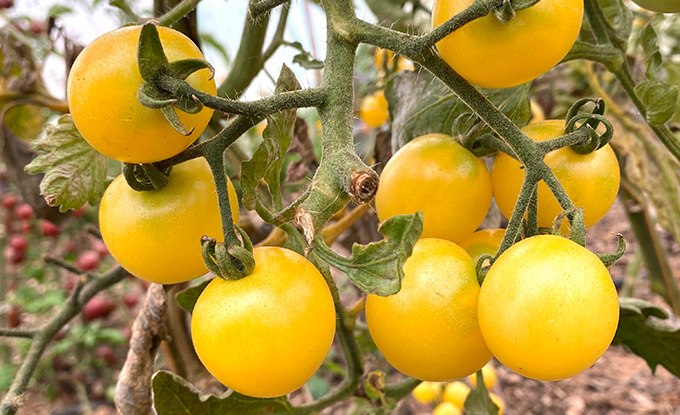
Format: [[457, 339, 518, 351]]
[[372, 124, 621, 383]]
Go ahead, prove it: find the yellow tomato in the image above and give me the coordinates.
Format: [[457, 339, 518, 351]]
[[490, 393, 505, 415], [68, 25, 216, 163], [458, 229, 505, 269], [442, 381, 470, 408], [99, 158, 238, 284], [491, 120, 620, 230], [359, 90, 389, 127], [374, 48, 414, 72], [432, 0, 583, 88], [478, 235, 620, 381], [191, 247, 336, 398], [467, 363, 497, 389], [376, 134, 492, 243], [366, 238, 492, 381], [433, 402, 462, 415], [412, 381, 442, 403]]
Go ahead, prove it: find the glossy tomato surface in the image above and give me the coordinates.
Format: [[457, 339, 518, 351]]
[[478, 235, 619, 381], [492, 120, 620, 231], [191, 246, 336, 398], [376, 134, 492, 243], [366, 238, 492, 381], [432, 0, 583, 88], [99, 158, 238, 284], [68, 25, 216, 163]]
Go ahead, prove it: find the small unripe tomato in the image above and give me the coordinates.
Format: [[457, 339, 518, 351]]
[[366, 238, 492, 381], [432, 0, 583, 88], [359, 90, 389, 127], [467, 363, 497, 389], [376, 134, 492, 243], [478, 235, 619, 381], [191, 247, 336, 398], [442, 381, 470, 408], [16, 203, 33, 220], [433, 402, 462, 415], [67, 25, 216, 163], [411, 381, 442, 404]]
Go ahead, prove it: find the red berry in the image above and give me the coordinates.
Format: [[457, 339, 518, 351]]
[[9, 234, 28, 252], [29, 20, 45, 35], [1, 194, 18, 210], [63, 274, 80, 292], [92, 241, 109, 258], [0, 0, 14, 9], [122, 293, 139, 309], [72, 206, 86, 219], [20, 220, 32, 234], [16, 204, 33, 220], [4, 246, 25, 265], [64, 240, 78, 254], [77, 250, 100, 271], [7, 305, 21, 328], [82, 295, 117, 321], [41, 220, 60, 237], [95, 345, 117, 366]]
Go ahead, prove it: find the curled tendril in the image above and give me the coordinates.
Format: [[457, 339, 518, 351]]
[[122, 163, 172, 192], [475, 254, 494, 285], [200, 226, 255, 281]]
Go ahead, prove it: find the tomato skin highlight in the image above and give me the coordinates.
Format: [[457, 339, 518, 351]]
[[478, 234, 620, 381], [99, 158, 238, 284], [67, 25, 216, 163], [365, 238, 492, 381], [432, 0, 583, 89], [492, 120, 620, 231], [191, 246, 336, 398], [376, 134, 492, 243]]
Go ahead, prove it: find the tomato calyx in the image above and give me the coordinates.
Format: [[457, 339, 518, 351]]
[[201, 226, 255, 281], [136, 22, 215, 136], [564, 98, 614, 154], [492, 0, 541, 23], [122, 163, 172, 191]]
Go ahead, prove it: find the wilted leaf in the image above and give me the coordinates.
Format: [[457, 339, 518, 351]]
[[176, 279, 211, 313], [313, 212, 423, 296], [613, 297, 680, 377], [24, 115, 109, 211], [4, 104, 45, 141], [385, 71, 530, 151], [153, 371, 293, 415], [634, 80, 679, 125]]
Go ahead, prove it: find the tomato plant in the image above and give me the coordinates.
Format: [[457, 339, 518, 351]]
[[67, 25, 216, 163], [359, 90, 389, 127], [375, 134, 492, 243], [365, 238, 492, 381], [190, 246, 336, 398], [492, 120, 620, 230], [478, 235, 620, 381], [99, 158, 238, 284], [432, 0, 583, 88]]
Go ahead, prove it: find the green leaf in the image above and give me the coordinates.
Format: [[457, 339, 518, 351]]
[[152, 370, 293, 415], [24, 115, 109, 211], [200, 33, 231, 66], [634, 80, 679, 125], [463, 370, 499, 415], [48, 4, 73, 16], [292, 53, 325, 70], [613, 297, 680, 377], [176, 280, 211, 314], [313, 212, 423, 296], [639, 23, 662, 79], [385, 71, 530, 149], [3, 105, 45, 141], [598, 0, 633, 50], [241, 65, 300, 213]]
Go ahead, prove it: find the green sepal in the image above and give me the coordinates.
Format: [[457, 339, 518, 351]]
[[312, 212, 423, 296], [613, 298, 680, 377], [160, 106, 193, 136], [176, 279, 211, 314], [137, 82, 178, 109], [169, 58, 215, 82], [137, 23, 169, 81], [152, 371, 293, 414], [596, 233, 626, 267], [463, 369, 499, 415]]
